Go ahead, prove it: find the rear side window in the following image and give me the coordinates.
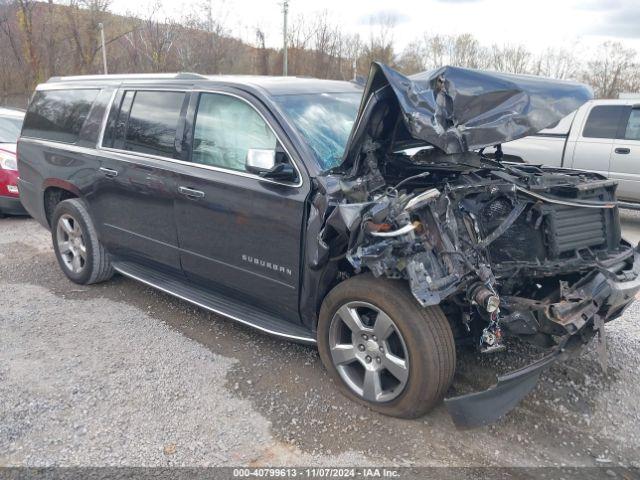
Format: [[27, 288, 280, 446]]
[[22, 89, 99, 143], [624, 109, 640, 141], [104, 90, 185, 158], [582, 105, 627, 139]]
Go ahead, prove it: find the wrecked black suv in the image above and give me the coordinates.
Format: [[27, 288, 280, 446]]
[[17, 64, 640, 427]]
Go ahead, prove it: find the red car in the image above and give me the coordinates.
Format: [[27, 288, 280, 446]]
[[0, 107, 27, 217]]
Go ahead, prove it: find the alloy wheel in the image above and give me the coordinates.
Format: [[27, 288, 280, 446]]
[[329, 301, 410, 403], [56, 213, 87, 274]]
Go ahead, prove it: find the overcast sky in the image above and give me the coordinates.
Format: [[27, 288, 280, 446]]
[[110, 0, 640, 54]]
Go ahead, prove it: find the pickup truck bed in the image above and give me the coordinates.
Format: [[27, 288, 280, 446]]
[[491, 99, 640, 206]]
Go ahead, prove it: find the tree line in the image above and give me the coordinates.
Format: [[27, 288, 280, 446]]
[[1, 0, 639, 108]]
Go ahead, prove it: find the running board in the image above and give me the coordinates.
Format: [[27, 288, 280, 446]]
[[618, 201, 640, 211], [112, 261, 316, 344]]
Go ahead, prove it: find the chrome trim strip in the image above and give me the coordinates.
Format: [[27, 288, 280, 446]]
[[97, 88, 304, 188], [113, 264, 316, 344], [20, 136, 304, 188]]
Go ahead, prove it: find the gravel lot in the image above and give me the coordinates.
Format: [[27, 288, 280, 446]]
[[1, 215, 639, 467]]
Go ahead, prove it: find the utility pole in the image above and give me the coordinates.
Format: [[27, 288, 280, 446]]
[[98, 23, 108, 75], [282, 0, 289, 76]]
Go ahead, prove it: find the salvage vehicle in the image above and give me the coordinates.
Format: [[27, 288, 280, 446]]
[[17, 65, 640, 428], [485, 99, 640, 208], [0, 107, 27, 216]]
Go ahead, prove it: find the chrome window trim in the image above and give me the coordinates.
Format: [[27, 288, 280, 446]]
[[96, 87, 304, 188]]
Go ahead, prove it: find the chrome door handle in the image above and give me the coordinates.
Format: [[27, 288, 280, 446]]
[[99, 167, 118, 177], [178, 186, 205, 198], [615, 148, 630, 154]]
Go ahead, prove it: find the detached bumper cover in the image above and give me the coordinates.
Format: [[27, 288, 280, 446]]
[[445, 245, 640, 429], [445, 342, 574, 429]]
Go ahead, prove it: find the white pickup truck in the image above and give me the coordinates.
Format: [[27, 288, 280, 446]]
[[490, 99, 640, 207]]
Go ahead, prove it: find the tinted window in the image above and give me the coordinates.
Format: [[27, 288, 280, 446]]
[[0, 115, 24, 143], [22, 89, 98, 143], [123, 91, 185, 157], [582, 105, 627, 139], [273, 92, 361, 170], [191, 93, 277, 171], [624, 109, 640, 141]]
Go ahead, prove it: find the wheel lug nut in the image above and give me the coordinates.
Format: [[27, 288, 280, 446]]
[[362, 334, 368, 340], [379, 346, 384, 352], [376, 357, 381, 363], [365, 355, 372, 363], [372, 335, 377, 341], [358, 344, 365, 352]]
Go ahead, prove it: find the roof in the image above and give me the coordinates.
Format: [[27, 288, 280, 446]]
[[0, 107, 25, 118], [45, 72, 362, 96]]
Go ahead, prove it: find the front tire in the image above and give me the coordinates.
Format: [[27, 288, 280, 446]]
[[318, 274, 456, 418], [51, 198, 114, 285]]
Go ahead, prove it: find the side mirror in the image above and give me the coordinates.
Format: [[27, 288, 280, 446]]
[[245, 148, 276, 174], [245, 148, 297, 183]]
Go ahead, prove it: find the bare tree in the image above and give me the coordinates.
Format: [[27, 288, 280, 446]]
[[358, 12, 397, 75], [255, 27, 270, 75], [532, 46, 580, 80], [582, 41, 637, 98]]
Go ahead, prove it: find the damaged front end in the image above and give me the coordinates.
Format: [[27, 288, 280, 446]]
[[303, 63, 640, 428]]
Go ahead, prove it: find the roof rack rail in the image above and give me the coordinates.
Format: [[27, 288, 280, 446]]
[[175, 72, 208, 80]]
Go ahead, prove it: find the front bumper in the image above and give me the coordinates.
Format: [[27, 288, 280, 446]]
[[445, 245, 640, 429], [0, 194, 27, 216]]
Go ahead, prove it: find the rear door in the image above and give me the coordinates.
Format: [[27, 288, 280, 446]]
[[569, 105, 628, 175], [173, 89, 309, 323], [611, 107, 640, 202], [88, 88, 189, 275]]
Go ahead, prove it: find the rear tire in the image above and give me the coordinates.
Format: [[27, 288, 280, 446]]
[[317, 273, 456, 418], [51, 198, 114, 285]]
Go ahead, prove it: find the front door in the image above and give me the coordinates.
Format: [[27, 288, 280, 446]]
[[610, 107, 640, 202], [174, 91, 309, 323], [569, 104, 626, 175]]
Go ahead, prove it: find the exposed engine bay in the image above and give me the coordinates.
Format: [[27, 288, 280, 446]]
[[301, 63, 640, 427], [314, 148, 637, 353], [338, 153, 635, 351]]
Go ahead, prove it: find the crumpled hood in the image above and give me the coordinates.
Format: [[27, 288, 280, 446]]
[[341, 63, 592, 167]]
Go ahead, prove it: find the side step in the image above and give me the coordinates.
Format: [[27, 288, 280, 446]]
[[618, 201, 640, 211], [112, 261, 316, 345]]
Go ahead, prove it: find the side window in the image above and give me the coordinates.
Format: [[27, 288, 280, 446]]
[[123, 91, 185, 157], [191, 93, 277, 172], [624, 109, 640, 141], [103, 91, 135, 150], [582, 105, 627, 139], [22, 89, 99, 143]]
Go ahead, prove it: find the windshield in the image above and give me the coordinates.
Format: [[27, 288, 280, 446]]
[[0, 115, 24, 143], [274, 92, 361, 170]]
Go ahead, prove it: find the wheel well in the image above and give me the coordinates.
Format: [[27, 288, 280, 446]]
[[503, 154, 524, 163], [44, 187, 78, 226]]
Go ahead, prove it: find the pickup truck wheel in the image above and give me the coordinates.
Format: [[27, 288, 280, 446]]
[[318, 274, 456, 418], [51, 198, 114, 285]]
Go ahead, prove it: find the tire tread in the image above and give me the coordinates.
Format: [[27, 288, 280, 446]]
[[317, 273, 456, 419], [52, 198, 114, 285]]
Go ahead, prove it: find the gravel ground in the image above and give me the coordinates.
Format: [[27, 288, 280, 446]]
[[1, 215, 639, 467]]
